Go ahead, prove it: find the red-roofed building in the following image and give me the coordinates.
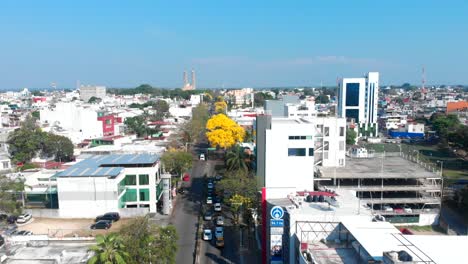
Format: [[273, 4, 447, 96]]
[[446, 101, 468, 114]]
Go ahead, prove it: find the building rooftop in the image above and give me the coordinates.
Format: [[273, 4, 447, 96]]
[[319, 155, 441, 179], [57, 154, 159, 178]]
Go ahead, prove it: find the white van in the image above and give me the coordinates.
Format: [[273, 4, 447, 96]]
[[199, 153, 206, 161]]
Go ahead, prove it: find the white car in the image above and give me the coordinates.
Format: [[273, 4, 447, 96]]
[[382, 205, 393, 212], [16, 214, 32, 224], [203, 229, 212, 241], [206, 196, 213, 204], [215, 226, 224, 239], [216, 216, 224, 226], [207, 182, 214, 189], [214, 203, 222, 212], [403, 205, 412, 213], [199, 154, 206, 161]]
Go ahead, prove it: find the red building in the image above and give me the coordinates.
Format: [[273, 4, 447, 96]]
[[97, 115, 115, 136]]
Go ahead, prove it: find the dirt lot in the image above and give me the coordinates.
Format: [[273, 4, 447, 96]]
[[18, 217, 132, 237]]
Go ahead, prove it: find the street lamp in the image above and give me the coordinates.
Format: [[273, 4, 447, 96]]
[[437, 160, 444, 177]]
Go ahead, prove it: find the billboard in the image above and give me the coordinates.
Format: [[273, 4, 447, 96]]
[[270, 234, 283, 263]]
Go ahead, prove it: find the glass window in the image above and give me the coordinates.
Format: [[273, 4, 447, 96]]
[[125, 175, 136, 186], [288, 148, 306, 156], [139, 188, 150, 201], [300, 136, 306, 140], [125, 189, 137, 202], [105, 119, 111, 125], [324, 127, 330, 136], [339, 141, 345, 151], [340, 127, 345, 137], [324, 141, 329, 151], [308, 148, 314, 156], [306, 136, 312, 140], [139, 174, 149, 185], [346, 83, 360, 106], [346, 109, 360, 123], [2, 161, 9, 169], [324, 152, 329, 160], [288, 136, 294, 140]]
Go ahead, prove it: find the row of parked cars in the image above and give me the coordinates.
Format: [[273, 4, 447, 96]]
[[0, 213, 33, 224], [90, 212, 120, 230], [203, 177, 225, 248]]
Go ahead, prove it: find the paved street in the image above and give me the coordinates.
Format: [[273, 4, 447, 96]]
[[171, 159, 207, 264]]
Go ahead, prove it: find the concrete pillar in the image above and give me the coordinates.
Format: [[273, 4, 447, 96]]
[[161, 173, 172, 215]]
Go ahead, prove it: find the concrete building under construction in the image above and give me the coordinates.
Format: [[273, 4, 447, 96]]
[[182, 69, 196, 91], [316, 149, 442, 225]]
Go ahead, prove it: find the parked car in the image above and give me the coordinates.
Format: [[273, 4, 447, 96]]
[[16, 230, 33, 236], [0, 235, 4, 248], [199, 153, 206, 161], [382, 205, 393, 212], [400, 228, 414, 235], [372, 215, 386, 222], [213, 196, 222, 204], [393, 207, 404, 214], [214, 203, 222, 212], [3, 225, 18, 236], [216, 216, 224, 226], [215, 226, 224, 238], [183, 173, 190, 182], [403, 205, 413, 213], [215, 237, 225, 248], [7, 215, 17, 224], [16, 214, 32, 224], [204, 211, 213, 221], [215, 175, 223, 181], [91, 220, 112, 230], [206, 196, 213, 204], [207, 182, 214, 189], [177, 188, 185, 194], [203, 229, 212, 241], [95, 212, 120, 222]]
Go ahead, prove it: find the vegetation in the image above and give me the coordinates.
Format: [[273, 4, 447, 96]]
[[176, 103, 210, 148], [88, 233, 129, 264], [430, 113, 468, 150], [123, 114, 158, 138], [108, 84, 206, 100], [118, 217, 178, 264], [8, 116, 74, 163], [214, 100, 227, 114], [346, 128, 357, 145], [88, 96, 102, 104], [315, 94, 330, 104], [128, 100, 169, 121], [160, 149, 193, 177], [254, 92, 274, 107], [206, 114, 245, 149], [228, 194, 252, 225], [226, 146, 249, 172], [0, 175, 28, 214]]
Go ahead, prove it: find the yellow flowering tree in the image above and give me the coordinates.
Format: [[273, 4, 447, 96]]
[[206, 114, 245, 149], [214, 101, 227, 114]]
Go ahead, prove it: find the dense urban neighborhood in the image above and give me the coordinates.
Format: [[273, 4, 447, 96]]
[[0, 75, 467, 263]]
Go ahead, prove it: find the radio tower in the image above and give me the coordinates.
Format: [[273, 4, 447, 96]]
[[422, 66, 426, 93]]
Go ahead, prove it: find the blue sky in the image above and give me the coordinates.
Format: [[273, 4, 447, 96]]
[[0, 1, 467, 89]]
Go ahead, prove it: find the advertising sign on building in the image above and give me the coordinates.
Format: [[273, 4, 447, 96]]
[[270, 234, 283, 263]]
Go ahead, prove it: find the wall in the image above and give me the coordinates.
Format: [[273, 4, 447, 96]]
[[97, 115, 115, 136], [25, 208, 148, 219], [264, 120, 315, 198]]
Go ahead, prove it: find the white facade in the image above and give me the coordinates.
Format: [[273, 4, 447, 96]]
[[79, 85, 106, 102], [285, 100, 316, 118], [314, 117, 347, 167], [338, 72, 379, 137], [40, 102, 103, 143], [261, 119, 315, 199], [407, 123, 424, 133], [57, 162, 161, 218]]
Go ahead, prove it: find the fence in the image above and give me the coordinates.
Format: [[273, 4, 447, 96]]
[[25, 208, 149, 219]]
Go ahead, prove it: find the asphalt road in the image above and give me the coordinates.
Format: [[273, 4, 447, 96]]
[[171, 159, 206, 264]]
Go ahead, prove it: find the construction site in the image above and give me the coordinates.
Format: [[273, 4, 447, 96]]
[[316, 150, 442, 225]]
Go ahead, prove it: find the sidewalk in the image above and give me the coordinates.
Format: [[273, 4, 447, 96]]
[[240, 224, 262, 264]]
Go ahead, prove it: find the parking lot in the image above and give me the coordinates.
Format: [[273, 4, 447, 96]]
[[16, 217, 131, 237]]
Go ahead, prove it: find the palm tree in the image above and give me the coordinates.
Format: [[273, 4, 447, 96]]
[[88, 233, 129, 264], [226, 146, 249, 172]]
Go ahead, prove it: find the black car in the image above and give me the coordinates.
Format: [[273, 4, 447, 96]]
[[95, 212, 120, 222], [0, 235, 4, 248], [91, 220, 112, 230], [7, 215, 17, 224]]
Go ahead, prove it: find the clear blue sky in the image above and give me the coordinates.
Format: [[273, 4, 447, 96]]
[[0, 1, 467, 89]]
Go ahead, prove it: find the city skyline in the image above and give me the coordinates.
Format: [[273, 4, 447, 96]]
[[0, 1, 467, 89]]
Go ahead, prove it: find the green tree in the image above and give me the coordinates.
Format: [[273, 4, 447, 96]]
[[0, 175, 28, 214], [119, 217, 178, 264], [31, 111, 40, 119], [346, 128, 357, 145], [228, 194, 252, 225], [431, 113, 460, 139], [124, 115, 156, 137], [88, 233, 129, 264], [226, 146, 249, 172], [160, 150, 193, 178], [254, 92, 274, 107], [88, 96, 102, 104], [42, 133, 74, 162], [8, 117, 43, 163], [315, 94, 330, 104]]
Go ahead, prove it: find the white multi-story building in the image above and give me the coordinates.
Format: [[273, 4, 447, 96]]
[[313, 116, 347, 167], [285, 100, 316, 118], [79, 85, 106, 102], [226, 88, 254, 106], [256, 116, 315, 199], [338, 72, 379, 137], [40, 102, 104, 143], [56, 154, 168, 218]]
